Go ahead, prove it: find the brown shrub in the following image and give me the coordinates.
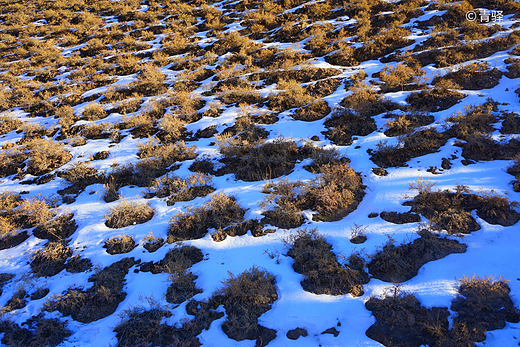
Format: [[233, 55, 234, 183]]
[[433, 62, 503, 90], [0, 318, 72, 347], [166, 271, 203, 304], [405, 182, 520, 231], [30, 241, 73, 277], [406, 87, 466, 112], [323, 107, 377, 145], [0, 115, 22, 135], [103, 235, 137, 255], [365, 286, 451, 347], [105, 200, 155, 229], [140, 245, 204, 275], [217, 137, 304, 181], [292, 100, 330, 121], [81, 103, 107, 121], [142, 232, 164, 253], [450, 276, 520, 343], [383, 112, 434, 137], [168, 193, 245, 242], [131, 65, 167, 96], [262, 163, 365, 225], [448, 101, 497, 136], [214, 267, 277, 345], [145, 173, 215, 205], [368, 230, 467, 283], [268, 79, 315, 111], [380, 211, 421, 224], [32, 213, 78, 241], [0, 138, 72, 177], [286, 229, 368, 296], [371, 128, 448, 168], [340, 81, 400, 117], [44, 258, 135, 323]]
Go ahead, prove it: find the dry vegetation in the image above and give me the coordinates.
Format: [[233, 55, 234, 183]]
[[286, 229, 369, 297], [0, 0, 518, 345]]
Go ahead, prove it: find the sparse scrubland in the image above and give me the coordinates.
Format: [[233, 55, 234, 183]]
[[0, 0, 519, 346]]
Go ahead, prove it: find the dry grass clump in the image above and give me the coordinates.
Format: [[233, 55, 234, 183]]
[[0, 273, 15, 296], [449, 276, 520, 343], [217, 137, 305, 181], [81, 103, 107, 121], [323, 107, 377, 145], [166, 271, 203, 305], [371, 128, 448, 168], [30, 241, 73, 277], [57, 161, 101, 200], [292, 100, 331, 122], [102, 141, 197, 201], [167, 193, 245, 242], [365, 286, 451, 347], [0, 138, 72, 178], [456, 134, 520, 162], [131, 65, 167, 96], [405, 181, 520, 232], [44, 258, 135, 323], [103, 235, 137, 255], [368, 230, 467, 283], [286, 229, 368, 297], [0, 318, 72, 347], [2, 288, 27, 313], [446, 102, 498, 139], [433, 62, 503, 90], [379, 211, 421, 224], [268, 79, 315, 111], [379, 62, 426, 92], [500, 112, 520, 134], [0, 193, 58, 249], [340, 81, 400, 117], [0, 115, 22, 135], [406, 87, 466, 112], [213, 267, 278, 345], [140, 245, 204, 274], [104, 200, 155, 229], [383, 112, 434, 137], [262, 163, 365, 226], [366, 276, 520, 347], [142, 232, 165, 253], [114, 308, 175, 347], [32, 213, 78, 241], [145, 173, 215, 205]]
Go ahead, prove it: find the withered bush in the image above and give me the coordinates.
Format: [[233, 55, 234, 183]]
[[0, 115, 22, 135], [286, 229, 368, 296], [0, 317, 72, 347], [103, 235, 137, 254], [0, 138, 72, 178], [268, 79, 315, 111], [383, 112, 434, 137], [368, 230, 466, 283], [371, 128, 448, 168], [323, 106, 377, 145], [404, 181, 520, 232], [30, 241, 73, 277], [145, 173, 215, 205], [217, 137, 305, 181], [45, 258, 135, 323], [341, 81, 400, 117], [105, 200, 155, 229], [214, 267, 278, 344], [168, 193, 245, 242], [406, 87, 466, 112], [433, 62, 503, 90], [262, 163, 365, 226]]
